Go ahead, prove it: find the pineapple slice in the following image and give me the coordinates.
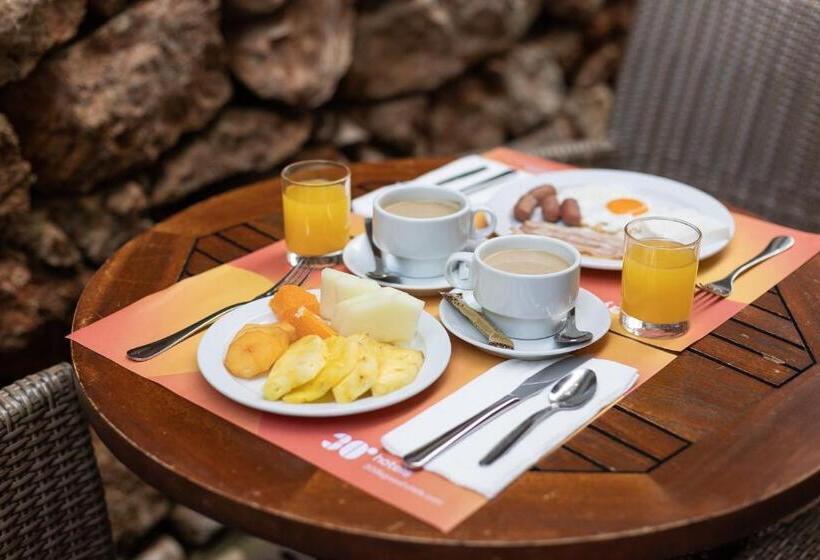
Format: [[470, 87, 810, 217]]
[[331, 287, 423, 343], [332, 335, 379, 403], [283, 335, 361, 403], [263, 335, 327, 400], [320, 269, 379, 320], [372, 343, 424, 396]]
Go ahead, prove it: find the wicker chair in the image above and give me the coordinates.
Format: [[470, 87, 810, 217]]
[[0, 363, 114, 560], [529, 0, 820, 231]]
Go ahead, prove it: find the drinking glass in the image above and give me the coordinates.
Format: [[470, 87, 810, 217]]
[[281, 160, 351, 266], [620, 217, 702, 338]]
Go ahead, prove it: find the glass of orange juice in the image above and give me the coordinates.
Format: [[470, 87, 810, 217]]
[[620, 217, 702, 338], [281, 160, 351, 266]]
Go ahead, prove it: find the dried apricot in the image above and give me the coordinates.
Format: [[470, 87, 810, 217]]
[[292, 306, 337, 339], [270, 285, 319, 322]]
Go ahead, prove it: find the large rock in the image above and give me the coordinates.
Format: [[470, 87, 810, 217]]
[[46, 194, 152, 265], [88, 0, 132, 18], [352, 96, 430, 154], [0, 211, 82, 268], [228, 0, 354, 107], [0, 114, 33, 216], [428, 76, 507, 154], [151, 108, 312, 206], [344, 0, 542, 100], [485, 38, 566, 136], [0, 249, 86, 353], [0, 0, 86, 87], [225, 0, 286, 17], [1, 0, 232, 193]]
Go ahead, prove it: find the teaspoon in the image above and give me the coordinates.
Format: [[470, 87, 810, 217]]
[[479, 367, 597, 466], [555, 307, 593, 345], [364, 217, 401, 284]]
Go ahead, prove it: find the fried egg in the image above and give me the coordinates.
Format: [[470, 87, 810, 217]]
[[561, 185, 654, 233]]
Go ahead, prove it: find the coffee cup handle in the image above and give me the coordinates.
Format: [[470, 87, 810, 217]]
[[444, 252, 475, 290], [471, 207, 497, 239]]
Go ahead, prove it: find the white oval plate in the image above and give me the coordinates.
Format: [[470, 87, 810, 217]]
[[197, 290, 451, 417], [438, 288, 610, 360], [343, 233, 450, 296], [489, 169, 735, 270]]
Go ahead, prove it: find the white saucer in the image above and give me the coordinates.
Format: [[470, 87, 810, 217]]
[[197, 290, 451, 417], [438, 289, 610, 360], [343, 233, 450, 296]]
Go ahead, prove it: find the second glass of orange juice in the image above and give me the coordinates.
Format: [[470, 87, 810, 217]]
[[281, 160, 350, 266], [620, 217, 702, 338]]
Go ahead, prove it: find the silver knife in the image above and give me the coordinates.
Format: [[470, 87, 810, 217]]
[[402, 356, 586, 470]]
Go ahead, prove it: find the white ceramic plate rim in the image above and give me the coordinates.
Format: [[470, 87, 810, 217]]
[[197, 290, 451, 417], [489, 169, 735, 270], [438, 288, 610, 359], [343, 233, 450, 295]]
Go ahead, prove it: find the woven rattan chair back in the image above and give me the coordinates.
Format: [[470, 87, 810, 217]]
[[0, 363, 113, 560], [611, 0, 820, 230]]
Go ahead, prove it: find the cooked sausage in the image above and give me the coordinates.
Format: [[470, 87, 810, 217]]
[[560, 198, 582, 226], [540, 194, 561, 222], [513, 193, 538, 222], [528, 184, 557, 200]]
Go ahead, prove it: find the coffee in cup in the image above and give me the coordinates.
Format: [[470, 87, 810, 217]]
[[444, 235, 581, 339], [483, 249, 570, 275], [373, 186, 497, 278], [383, 199, 462, 219]]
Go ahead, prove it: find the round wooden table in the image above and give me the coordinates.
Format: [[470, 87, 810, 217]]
[[72, 159, 820, 559]]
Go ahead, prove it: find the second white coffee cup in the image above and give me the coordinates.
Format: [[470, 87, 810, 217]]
[[444, 235, 581, 339], [373, 185, 497, 278]]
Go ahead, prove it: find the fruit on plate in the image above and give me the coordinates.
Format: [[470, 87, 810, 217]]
[[320, 268, 379, 320], [270, 285, 320, 323], [372, 343, 424, 396], [332, 287, 424, 343], [332, 335, 380, 403], [224, 323, 294, 378], [291, 306, 337, 339], [282, 335, 361, 403], [263, 334, 327, 400]]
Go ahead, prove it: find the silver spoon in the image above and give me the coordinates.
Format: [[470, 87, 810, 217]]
[[364, 217, 401, 284], [555, 307, 593, 345], [479, 367, 597, 466]]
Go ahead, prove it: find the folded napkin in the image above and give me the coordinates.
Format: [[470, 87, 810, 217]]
[[352, 154, 525, 217], [382, 356, 638, 498]]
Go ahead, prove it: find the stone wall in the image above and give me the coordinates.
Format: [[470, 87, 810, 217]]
[[0, 0, 632, 556]]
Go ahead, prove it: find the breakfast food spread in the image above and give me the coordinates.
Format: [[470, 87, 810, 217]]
[[223, 271, 426, 405], [511, 183, 730, 260]]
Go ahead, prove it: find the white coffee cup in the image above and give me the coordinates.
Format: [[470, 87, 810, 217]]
[[373, 185, 497, 278], [444, 235, 581, 339]]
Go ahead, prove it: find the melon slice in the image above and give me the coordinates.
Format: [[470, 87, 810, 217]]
[[320, 268, 380, 320]]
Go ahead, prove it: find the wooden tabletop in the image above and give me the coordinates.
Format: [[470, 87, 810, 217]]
[[72, 158, 820, 559]]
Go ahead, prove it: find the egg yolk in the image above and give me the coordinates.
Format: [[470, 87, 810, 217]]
[[606, 198, 648, 215]]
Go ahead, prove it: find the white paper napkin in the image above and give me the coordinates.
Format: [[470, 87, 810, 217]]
[[351, 154, 527, 217], [382, 356, 638, 498]]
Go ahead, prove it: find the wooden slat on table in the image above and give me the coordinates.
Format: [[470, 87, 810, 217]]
[[618, 352, 771, 441], [732, 306, 803, 346]]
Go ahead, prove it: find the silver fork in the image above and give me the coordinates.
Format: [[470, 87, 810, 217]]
[[126, 259, 312, 361], [696, 235, 794, 297]]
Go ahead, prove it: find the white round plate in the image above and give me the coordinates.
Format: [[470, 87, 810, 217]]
[[197, 290, 451, 417], [438, 288, 610, 360], [489, 169, 735, 270], [343, 233, 450, 295]]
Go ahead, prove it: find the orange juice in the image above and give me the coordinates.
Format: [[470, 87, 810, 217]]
[[283, 179, 349, 256], [621, 239, 698, 324]]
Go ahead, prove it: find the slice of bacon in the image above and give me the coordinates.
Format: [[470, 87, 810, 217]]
[[514, 221, 624, 260]]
